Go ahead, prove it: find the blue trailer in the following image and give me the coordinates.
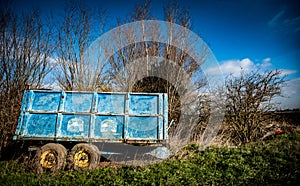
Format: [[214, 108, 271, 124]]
[[14, 90, 169, 172]]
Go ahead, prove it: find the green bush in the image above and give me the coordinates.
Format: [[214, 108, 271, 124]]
[[1, 132, 299, 185]]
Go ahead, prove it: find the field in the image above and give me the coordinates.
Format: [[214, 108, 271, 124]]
[[0, 132, 299, 186]]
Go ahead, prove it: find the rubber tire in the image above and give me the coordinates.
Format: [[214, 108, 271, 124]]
[[35, 143, 67, 173], [68, 143, 99, 171]]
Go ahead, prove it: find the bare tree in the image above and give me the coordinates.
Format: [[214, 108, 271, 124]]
[[0, 4, 52, 156], [105, 1, 208, 138], [223, 70, 285, 145], [55, 1, 107, 91], [52, 1, 211, 150]]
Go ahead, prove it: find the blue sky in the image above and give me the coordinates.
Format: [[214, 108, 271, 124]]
[[9, 0, 300, 109]]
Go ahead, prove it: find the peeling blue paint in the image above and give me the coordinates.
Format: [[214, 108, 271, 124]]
[[97, 93, 125, 114], [93, 115, 124, 139], [129, 95, 158, 115], [65, 93, 93, 113], [14, 90, 168, 144], [31, 92, 61, 112]]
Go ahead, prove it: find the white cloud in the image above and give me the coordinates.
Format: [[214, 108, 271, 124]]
[[42, 82, 61, 90], [206, 57, 297, 78], [205, 57, 299, 109], [261, 57, 272, 67], [280, 69, 297, 76], [282, 78, 300, 97], [206, 58, 256, 77], [276, 78, 300, 109]]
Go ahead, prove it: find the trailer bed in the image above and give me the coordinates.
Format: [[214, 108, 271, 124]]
[[14, 90, 168, 144]]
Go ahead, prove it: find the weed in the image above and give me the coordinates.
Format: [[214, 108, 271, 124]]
[[0, 132, 299, 185]]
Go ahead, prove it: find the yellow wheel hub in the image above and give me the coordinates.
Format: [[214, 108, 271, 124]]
[[40, 150, 57, 169], [74, 150, 90, 168]]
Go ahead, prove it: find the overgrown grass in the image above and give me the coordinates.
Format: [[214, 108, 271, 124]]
[[1, 132, 299, 185]]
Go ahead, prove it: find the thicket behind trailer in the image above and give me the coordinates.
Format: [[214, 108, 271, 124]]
[[14, 90, 169, 172]]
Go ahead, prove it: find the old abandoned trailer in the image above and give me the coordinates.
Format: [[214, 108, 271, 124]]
[[14, 90, 169, 172]]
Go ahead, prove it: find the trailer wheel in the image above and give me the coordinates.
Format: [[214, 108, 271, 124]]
[[68, 143, 99, 170], [35, 143, 67, 173]]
